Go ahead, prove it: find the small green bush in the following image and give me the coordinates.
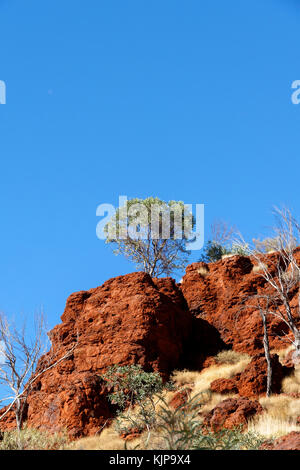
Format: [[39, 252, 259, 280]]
[[199, 241, 230, 263], [100, 364, 165, 410], [100, 364, 173, 436], [199, 241, 250, 263], [229, 242, 250, 256]]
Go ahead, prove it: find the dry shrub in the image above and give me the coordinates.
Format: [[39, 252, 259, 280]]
[[170, 369, 202, 388], [215, 350, 250, 365]]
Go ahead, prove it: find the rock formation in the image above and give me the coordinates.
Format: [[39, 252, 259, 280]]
[[19, 272, 195, 437], [0, 252, 298, 438], [181, 253, 300, 354]]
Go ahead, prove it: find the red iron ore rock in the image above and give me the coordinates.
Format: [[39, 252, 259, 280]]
[[203, 397, 263, 431]]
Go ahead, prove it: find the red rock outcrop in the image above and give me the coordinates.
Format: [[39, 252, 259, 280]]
[[0, 250, 298, 439], [203, 397, 263, 431], [260, 432, 300, 450], [181, 252, 300, 354], [0, 273, 195, 438]]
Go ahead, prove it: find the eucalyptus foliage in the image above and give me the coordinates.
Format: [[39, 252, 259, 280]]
[[100, 364, 172, 436], [104, 197, 195, 276]]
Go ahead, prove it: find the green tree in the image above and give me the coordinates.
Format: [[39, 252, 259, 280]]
[[199, 240, 229, 263], [104, 197, 195, 277], [100, 365, 171, 438]]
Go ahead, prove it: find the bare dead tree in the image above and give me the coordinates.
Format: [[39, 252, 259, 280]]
[[0, 312, 77, 436], [238, 295, 273, 397], [210, 219, 237, 246], [257, 297, 272, 397], [236, 207, 300, 368]]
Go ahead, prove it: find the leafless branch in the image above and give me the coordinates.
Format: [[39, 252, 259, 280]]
[[0, 312, 78, 434]]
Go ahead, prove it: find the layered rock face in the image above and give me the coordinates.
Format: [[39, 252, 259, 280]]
[[181, 253, 300, 354]]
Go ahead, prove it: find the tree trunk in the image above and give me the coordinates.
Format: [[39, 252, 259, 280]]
[[15, 397, 22, 449], [15, 398, 21, 433], [292, 331, 300, 366], [260, 310, 272, 397]]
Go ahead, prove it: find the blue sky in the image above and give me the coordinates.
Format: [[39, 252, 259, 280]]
[[0, 0, 300, 330]]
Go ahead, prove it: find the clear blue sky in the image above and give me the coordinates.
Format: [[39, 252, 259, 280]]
[[0, 0, 300, 330]]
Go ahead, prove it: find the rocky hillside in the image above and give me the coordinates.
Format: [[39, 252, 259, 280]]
[[1, 252, 299, 438]]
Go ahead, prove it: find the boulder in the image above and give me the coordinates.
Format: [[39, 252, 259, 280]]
[[169, 387, 193, 409], [203, 397, 263, 431]]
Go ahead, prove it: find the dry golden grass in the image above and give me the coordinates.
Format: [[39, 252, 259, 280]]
[[289, 398, 300, 418], [170, 351, 250, 418], [282, 367, 300, 395], [196, 266, 209, 277], [191, 358, 250, 397], [68, 425, 139, 450], [259, 394, 300, 421], [248, 414, 300, 439], [246, 392, 300, 439], [221, 254, 236, 260], [170, 369, 202, 388], [0, 427, 68, 450], [215, 350, 250, 365], [271, 345, 294, 364], [171, 351, 250, 392], [252, 263, 267, 273]]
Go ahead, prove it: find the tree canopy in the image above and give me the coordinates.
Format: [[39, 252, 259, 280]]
[[104, 197, 195, 277]]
